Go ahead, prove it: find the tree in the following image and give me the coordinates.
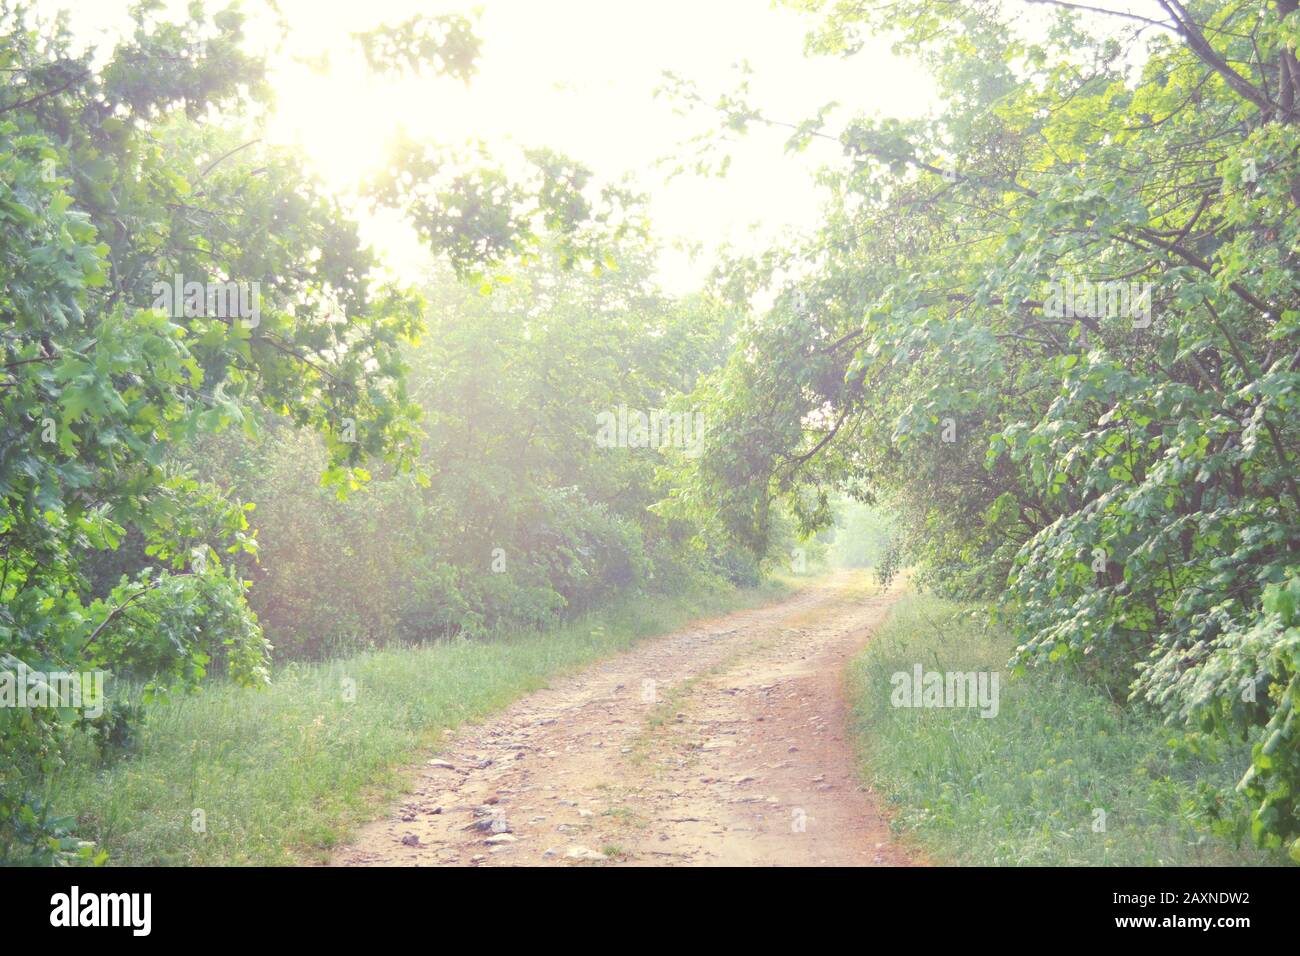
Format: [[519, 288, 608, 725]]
[[0, 0, 618, 863], [674, 0, 1300, 855]]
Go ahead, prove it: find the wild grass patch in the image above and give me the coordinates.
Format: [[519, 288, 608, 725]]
[[850, 594, 1287, 866], [46, 579, 791, 866]]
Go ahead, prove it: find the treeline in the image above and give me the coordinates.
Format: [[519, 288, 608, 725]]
[[673, 0, 1300, 859], [190, 256, 757, 661]]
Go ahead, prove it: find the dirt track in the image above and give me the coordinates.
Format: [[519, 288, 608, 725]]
[[332, 572, 916, 866]]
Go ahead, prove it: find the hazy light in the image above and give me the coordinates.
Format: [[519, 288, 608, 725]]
[[41, 0, 940, 292]]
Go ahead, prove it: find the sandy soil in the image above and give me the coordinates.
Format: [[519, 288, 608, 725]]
[[331, 572, 917, 867]]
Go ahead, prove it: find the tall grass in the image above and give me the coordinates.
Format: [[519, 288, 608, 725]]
[[47, 579, 791, 866], [849, 594, 1288, 866]]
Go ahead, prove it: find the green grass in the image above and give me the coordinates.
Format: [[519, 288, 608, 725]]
[[850, 593, 1289, 866], [47, 578, 792, 866]]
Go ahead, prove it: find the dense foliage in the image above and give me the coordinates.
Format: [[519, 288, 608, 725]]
[[0, 1, 726, 863], [8, 0, 1295, 869], [675, 0, 1300, 858], [201, 250, 751, 660]]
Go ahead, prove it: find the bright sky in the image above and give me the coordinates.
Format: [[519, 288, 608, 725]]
[[48, 0, 943, 291]]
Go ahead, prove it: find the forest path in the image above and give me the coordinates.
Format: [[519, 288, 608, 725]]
[[331, 571, 917, 866]]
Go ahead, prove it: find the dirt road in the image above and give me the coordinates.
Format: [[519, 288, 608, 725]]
[[332, 572, 916, 866]]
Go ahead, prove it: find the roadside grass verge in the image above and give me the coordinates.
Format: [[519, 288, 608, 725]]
[[47, 578, 793, 866], [849, 593, 1288, 866]]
